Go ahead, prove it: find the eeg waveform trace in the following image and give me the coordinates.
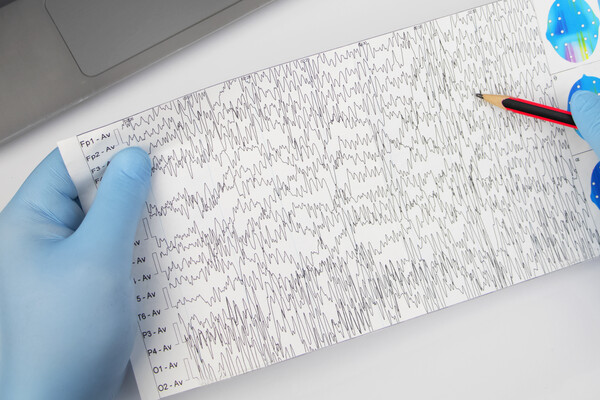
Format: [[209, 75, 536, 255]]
[[59, 0, 600, 398]]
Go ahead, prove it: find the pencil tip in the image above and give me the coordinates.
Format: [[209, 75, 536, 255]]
[[475, 93, 483, 99]]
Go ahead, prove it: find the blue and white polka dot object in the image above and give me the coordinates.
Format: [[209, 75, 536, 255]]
[[546, 0, 600, 63], [591, 161, 600, 209]]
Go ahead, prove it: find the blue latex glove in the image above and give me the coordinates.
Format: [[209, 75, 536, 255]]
[[571, 90, 600, 153], [0, 147, 151, 399], [571, 91, 600, 209]]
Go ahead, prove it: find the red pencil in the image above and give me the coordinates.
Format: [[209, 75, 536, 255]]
[[476, 93, 577, 129]]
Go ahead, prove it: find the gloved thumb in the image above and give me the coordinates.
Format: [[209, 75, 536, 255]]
[[73, 147, 151, 256], [571, 90, 600, 155]]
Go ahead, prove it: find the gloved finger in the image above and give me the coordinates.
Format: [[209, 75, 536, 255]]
[[570, 90, 600, 154], [73, 147, 151, 258], [8, 148, 84, 232]]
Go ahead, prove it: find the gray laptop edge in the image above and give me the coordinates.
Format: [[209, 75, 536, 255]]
[[0, 0, 273, 144]]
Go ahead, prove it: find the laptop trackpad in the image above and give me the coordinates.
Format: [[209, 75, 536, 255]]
[[46, 0, 239, 77]]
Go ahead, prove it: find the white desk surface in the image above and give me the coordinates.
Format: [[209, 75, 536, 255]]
[[1, 0, 599, 398]]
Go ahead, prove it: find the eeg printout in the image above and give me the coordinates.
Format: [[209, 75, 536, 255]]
[[58, 0, 600, 398]]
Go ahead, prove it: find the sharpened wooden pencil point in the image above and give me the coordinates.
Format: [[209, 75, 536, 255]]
[[475, 93, 483, 99], [480, 94, 508, 109]]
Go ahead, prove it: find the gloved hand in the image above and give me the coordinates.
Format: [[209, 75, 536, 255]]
[[571, 91, 600, 209], [571, 90, 600, 154], [0, 147, 151, 399]]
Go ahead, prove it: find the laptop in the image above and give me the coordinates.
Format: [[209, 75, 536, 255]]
[[0, 0, 273, 144]]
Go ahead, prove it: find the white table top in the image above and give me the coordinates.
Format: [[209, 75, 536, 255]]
[[1, 0, 599, 399]]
